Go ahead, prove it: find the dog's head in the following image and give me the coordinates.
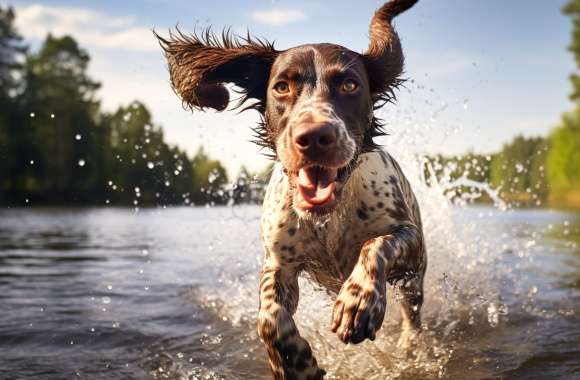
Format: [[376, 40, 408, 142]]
[[157, 0, 417, 216]]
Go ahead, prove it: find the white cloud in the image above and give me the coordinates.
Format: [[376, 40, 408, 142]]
[[8, 3, 269, 176], [250, 8, 305, 26], [14, 4, 157, 52]]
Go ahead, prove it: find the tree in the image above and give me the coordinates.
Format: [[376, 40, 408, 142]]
[[0, 5, 26, 95], [0, 5, 27, 197], [489, 135, 548, 202], [547, 108, 580, 192], [191, 147, 228, 204], [563, 0, 580, 102], [103, 101, 196, 205], [544, 1, 580, 203], [0, 8, 236, 206], [19, 34, 103, 201]]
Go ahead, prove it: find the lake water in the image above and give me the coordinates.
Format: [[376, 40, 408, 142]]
[[0, 205, 578, 379]]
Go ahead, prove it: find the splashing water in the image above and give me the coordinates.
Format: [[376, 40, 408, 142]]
[[2, 96, 578, 379], [185, 106, 544, 379]]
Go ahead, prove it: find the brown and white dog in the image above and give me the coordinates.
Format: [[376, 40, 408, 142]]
[[157, 1, 426, 378]]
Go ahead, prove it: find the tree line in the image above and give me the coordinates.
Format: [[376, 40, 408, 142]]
[[0, 6, 267, 207], [426, 1, 580, 209], [1, 4, 579, 209]]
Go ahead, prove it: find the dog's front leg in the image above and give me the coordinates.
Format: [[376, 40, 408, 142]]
[[331, 223, 424, 344], [257, 261, 325, 380]]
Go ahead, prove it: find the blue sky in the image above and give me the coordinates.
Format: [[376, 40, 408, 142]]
[[2, 0, 575, 174]]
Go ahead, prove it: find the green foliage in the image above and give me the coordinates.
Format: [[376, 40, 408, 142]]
[[489, 135, 548, 200], [0, 5, 26, 94], [547, 109, 580, 191], [102, 101, 198, 205], [17, 35, 104, 200], [2, 4, 579, 209], [0, 5, 27, 196], [563, 0, 580, 101], [545, 0, 580, 205], [191, 148, 228, 204], [0, 9, 240, 206]]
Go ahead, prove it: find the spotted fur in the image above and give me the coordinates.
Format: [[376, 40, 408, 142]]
[[261, 152, 426, 352], [158, 1, 423, 378]]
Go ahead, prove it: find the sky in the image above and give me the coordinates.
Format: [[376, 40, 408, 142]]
[[2, 0, 576, 175]]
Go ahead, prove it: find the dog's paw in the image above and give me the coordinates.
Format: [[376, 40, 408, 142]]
[[330, 273, 386, 344]]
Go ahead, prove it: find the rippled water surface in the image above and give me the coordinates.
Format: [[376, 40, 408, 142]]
[[0, 205, 578, 379]]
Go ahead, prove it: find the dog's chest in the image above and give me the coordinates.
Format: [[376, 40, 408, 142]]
[[260, 152, 416, 290], [296, 220, 366, 292]]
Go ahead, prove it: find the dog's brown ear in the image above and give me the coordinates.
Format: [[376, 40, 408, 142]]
[[155, 29, 278, 112], [363, 0, 418, 104]]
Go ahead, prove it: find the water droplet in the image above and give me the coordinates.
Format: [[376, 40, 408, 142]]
[[208, 170, 219, 183], [102, 297, 111, 304], [50, 113, 55, 119], [78, 159, 86, 167], [29, 160, 34, 165], [147, 162, 154, 169], [487, 303, 499, 327], [29, 112, 35, 118], [75, 134, 82, 141]]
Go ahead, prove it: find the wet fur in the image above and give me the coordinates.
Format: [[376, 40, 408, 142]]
[[157, 1, 424, 379]]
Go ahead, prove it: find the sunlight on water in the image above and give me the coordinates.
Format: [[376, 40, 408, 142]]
[[182, 103, 543, 379], [4, 97, 576, 380], [286, 108, 511, 379]]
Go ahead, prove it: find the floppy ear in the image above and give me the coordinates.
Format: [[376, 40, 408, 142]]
[[155, 29, 278, 112], [363, 0, 418, 104]]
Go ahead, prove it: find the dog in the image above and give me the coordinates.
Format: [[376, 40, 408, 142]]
[[156, 0, 425, 378]]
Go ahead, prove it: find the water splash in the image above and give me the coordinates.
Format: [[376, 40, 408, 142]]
[[161, 93, 550, 378], [182, 131, 522, 378]]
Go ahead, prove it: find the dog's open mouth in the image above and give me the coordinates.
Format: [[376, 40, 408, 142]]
[[295, 165, 348, 213]]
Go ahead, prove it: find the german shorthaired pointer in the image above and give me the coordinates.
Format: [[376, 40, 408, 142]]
[[157, 0, 425, 378]]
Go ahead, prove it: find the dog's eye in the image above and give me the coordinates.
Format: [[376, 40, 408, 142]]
[[273, 81, 290, 95], [341, 79, 359, 93]]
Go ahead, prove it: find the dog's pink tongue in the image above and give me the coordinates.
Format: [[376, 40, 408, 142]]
[[298, 167, 337, 205]]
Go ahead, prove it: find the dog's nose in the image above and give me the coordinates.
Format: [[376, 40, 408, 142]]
[[293, 123, 337, 157]]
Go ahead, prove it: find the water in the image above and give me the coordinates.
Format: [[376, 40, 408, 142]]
[[0, 204, 578, 380]]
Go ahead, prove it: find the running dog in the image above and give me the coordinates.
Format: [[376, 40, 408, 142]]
[[157, 1, 425, 378]]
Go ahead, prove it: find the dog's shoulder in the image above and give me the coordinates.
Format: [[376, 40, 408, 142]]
[[350, 150, 422, 229]]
